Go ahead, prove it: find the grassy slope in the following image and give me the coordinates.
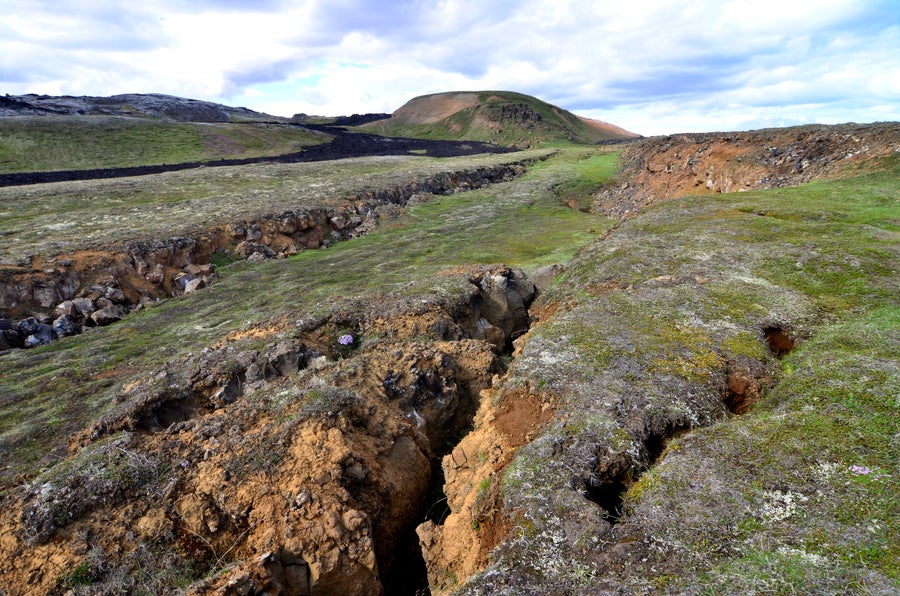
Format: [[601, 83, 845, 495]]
[[470, 155, 899, 593], [0, 116, 327, 173], [362, 91, 625, 146], [0, 147, 616, 484], [638, 163, 900, 593], [0, 150, 549, 265]]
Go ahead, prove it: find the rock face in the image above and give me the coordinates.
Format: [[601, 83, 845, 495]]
[[593, 122, 900, 217], [0, 163, 527, 351]]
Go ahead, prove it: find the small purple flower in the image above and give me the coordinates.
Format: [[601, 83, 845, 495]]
[[338, 334, 354, 346], [850, 465, 872, 475]]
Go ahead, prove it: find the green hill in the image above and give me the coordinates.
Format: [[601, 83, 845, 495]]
[[361, 90, 640, 146]]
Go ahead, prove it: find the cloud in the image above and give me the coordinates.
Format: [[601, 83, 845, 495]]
[[0, 0, 897, 134]]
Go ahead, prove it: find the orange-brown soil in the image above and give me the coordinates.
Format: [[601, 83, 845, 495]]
[[593, 122, 900, 217]]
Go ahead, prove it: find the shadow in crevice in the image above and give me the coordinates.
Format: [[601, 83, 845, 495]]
[[584, 474, 631, 524], [763, 326, 795, 358], [582, 423, 691, 524]]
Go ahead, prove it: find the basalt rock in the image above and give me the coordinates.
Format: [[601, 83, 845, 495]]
[[0, 163, 529, 351], [89, 304, 127, 327]]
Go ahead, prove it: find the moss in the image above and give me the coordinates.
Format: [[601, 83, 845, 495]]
[[470, 147, 899, 593], [22, 433, 164, 544]]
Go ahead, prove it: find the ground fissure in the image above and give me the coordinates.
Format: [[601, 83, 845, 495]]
[[0, 162, 529, 352]]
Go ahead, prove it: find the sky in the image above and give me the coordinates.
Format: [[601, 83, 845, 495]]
[[1, 0, 898, 136]]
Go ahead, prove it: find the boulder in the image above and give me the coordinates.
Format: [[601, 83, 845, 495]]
[[235, 241, 276, 260], [183, 278, 205, 293], [52, 314, 80, 337], [90, 304, 127, 327], [475, 268, 535, 345], [23, 323, 54, 347], [529, 264, 565, 295], [17, 317, 43, 336], [72, 297, 97, 319], [184, 263, 214, 276], [0, 328, 23, 350], [105, 287, 127, 304], [55, 300, 77, 318]]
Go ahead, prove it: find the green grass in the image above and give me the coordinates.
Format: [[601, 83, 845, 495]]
[[3, 132, 897, 593], [0, 149, 549, 265], [480, 154, 899, 593], [0, 116, 327, 173], [552, 151, 620, 210], [668, 306, 900, 593]]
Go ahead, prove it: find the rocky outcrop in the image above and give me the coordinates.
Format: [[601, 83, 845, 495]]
[[0, 93, 270, 121], [593, 122, 900, 217], [0, 163, 528, 351]]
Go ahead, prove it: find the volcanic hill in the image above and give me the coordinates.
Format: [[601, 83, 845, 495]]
[[362, 91, 640, 146]]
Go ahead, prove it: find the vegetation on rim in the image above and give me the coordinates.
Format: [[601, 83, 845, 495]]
[[459, 153, 899, 594], [0, 146, 613, 486]]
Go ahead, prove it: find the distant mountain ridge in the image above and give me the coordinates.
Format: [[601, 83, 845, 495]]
[[2, 91, 639, 147], [0, 93, 275, 122], [363, 90, 641, 146]]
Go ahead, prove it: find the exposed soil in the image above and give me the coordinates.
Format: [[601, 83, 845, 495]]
[[593, 122, 900, 217], [0, 260, 536, 595], [576, 115, 642, 140], [388, 92, 482, 125], [417, 381, 557, 594], [3, 117, 897, 595]]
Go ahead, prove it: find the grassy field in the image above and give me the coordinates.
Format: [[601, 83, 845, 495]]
[[0, 149, 551, 264], [0, 146, 616, 484], [0, 116, 328, 173], [1, 133, 896, 593]]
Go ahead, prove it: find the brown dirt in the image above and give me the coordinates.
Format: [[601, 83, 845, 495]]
[[0, 259, 534, 594], [576, 115, 641, 139], [493, 387, 555, 448], [593, 122, 900, 217], [416, 380, 556, 594], [387, 92, 481, 125]]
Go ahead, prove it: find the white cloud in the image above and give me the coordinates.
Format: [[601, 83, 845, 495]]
[[0, 0, 897, 134]]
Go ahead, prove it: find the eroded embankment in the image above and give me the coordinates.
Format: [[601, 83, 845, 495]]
[[593, 122, 900, 217], [413, 280, 794, 594], [0, 162, 527, 351], [0, 265, 537, 595]]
